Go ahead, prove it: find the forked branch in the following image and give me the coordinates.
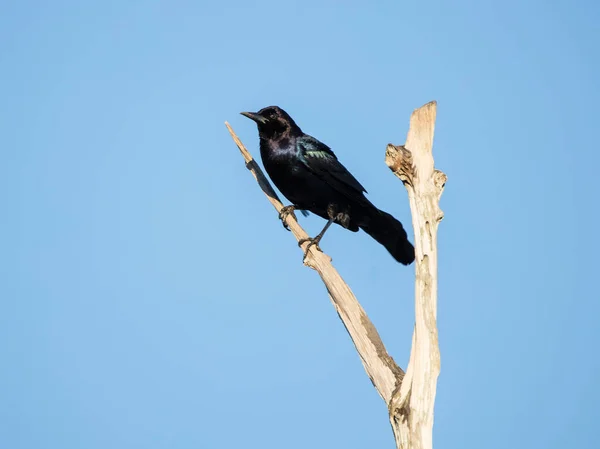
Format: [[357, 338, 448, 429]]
[[226, 100, 444, 449]]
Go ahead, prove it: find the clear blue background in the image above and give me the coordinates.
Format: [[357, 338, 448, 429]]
[[2, 1, 598, 448]]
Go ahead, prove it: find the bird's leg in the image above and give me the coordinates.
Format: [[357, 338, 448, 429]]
[[298, 218, 335, 259], [278, 205, 301, 231]]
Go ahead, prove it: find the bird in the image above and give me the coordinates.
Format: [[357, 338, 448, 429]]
[[241, 106, 415, 265]]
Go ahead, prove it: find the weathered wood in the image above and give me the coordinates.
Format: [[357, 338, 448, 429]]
[[225, 122, 404, 402], [386, 101, 446, 449], [226, 99, 445, 449]]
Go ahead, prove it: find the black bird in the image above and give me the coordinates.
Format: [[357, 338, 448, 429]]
[[241, 106, 415, 265]]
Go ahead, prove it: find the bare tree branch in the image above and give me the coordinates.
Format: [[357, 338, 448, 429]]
[[226, 99, 444, 449], [386, 101, 445, 449], [225, 122, 404, 402]]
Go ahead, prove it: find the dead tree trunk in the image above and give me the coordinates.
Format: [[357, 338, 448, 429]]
[[226, 100, 445, 449], [386, 101, 446, 449]]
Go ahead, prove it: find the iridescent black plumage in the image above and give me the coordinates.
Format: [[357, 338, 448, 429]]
[[241, 106, 415, 265]]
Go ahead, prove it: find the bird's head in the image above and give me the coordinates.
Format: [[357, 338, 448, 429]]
[[240, 106, 302, 139]]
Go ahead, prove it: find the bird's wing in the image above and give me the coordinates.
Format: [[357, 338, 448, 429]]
[[297, 135, 368, 197]]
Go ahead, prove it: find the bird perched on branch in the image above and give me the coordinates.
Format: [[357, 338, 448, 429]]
[[241, 106, 415, 265]]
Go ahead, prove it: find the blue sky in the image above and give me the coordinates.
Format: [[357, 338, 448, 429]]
[[1, 1, 599, 448]]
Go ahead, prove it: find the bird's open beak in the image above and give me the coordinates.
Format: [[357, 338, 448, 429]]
[[240, 111, 268, 124]]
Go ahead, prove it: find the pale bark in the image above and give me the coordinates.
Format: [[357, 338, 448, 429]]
[[225, 123, 404, 401], [225, 100, 445, 449], [386, 101, 446, 449]]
